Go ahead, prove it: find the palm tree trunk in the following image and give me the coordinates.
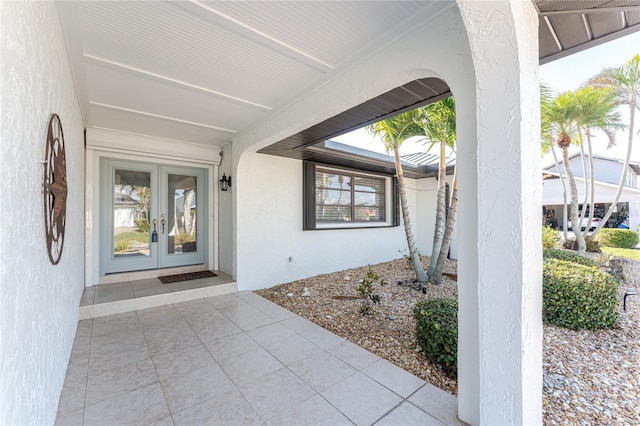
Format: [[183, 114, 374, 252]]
[[393, 147, 428, 282], [592, 97, 636, 236], [551, 146, 569, 241], [578, 144, 589, 234], [430, 167, 457, 285], [584, 132, 596, 233], [563, 147, 586, 254], [427, 142, 447, 278]]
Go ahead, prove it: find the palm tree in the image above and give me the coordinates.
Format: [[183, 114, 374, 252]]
[[542, 90, 586, 253], [541, 85, 570, 241], [542, 88, 623, 255], [572, 86, 623, 237], [417, 97, 457, 284], [587, 54, 640, 235], [369, 111, 428, 283]]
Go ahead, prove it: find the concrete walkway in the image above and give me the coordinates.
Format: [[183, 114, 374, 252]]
[[56, 291, 461, 425]]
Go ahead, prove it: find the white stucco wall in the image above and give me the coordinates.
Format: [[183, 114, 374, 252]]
[[235, 152, 417, 290], [232, 6, 474, 292], [230, 2, 541, 424], [457, 1, 542, 424], [0, 2, 85, 425], [218, 143, 234, 277]]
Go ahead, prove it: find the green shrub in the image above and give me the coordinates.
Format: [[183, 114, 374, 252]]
[[114, 240, 130, 252], [357, 266, 386, 315], [134, 218, 150, 233], [543, 259, 618, 330], [596, 229, 639, 249], [543, 248, 598, 268], [414, 298, 457, 375], [542, 226, 560, 249]]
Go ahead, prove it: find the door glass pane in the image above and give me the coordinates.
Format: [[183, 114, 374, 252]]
[[113, 169, 151, 258], [167, 174, 197, 255]]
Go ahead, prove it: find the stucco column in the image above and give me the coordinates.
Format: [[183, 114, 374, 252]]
[[456, 1, 542, 424]]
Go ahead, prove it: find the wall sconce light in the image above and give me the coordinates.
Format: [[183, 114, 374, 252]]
[[219, 173, 232, 191]]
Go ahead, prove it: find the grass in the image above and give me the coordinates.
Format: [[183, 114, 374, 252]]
[[601, 246, 640, 260], [114, 231, 149, 244]]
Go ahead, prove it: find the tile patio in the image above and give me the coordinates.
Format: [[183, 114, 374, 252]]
[[56, 290, 462, 425]]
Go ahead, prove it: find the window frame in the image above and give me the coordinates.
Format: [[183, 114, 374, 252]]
[[303, 161, 399, 231]]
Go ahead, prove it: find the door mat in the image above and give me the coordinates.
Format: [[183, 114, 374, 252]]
[[158, 270, 217, 284]]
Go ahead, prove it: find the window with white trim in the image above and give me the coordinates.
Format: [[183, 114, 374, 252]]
[[303, 162, 398, 230]]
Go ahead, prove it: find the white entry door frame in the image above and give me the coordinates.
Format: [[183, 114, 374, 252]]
[[85, 129, 221, 286], [100, 159, 207, 274]]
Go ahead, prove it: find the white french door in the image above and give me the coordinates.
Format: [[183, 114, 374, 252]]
[[101, 159, 206, 274]]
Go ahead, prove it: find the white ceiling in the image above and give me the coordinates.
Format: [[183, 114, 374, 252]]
[[57, 1, 640, 149], [57, 1, 451, 147]]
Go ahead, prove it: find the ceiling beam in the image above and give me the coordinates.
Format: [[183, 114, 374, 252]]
[[84, 54, 272, 111], [539, 6, 640, 16], [90, 102, 236, 133]]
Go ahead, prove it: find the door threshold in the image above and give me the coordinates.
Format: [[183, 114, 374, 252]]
[[99, 264, 209, 285]]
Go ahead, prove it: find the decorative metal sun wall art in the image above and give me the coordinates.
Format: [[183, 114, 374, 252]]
[[43, 114, 67, 265]]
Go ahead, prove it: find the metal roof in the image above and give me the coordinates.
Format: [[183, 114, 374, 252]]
[[535, 0, 640, 64]]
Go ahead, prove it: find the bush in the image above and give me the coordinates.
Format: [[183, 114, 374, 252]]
[[543, 259, 618, 330], [414, 298, 457, 375], [114, 240, 130, 252], [357, 266, 386, 315], [542, 226, 560, 249], [596, 229, 639, 249], [134, 218, 150, 233], [543, 248, 598, 268]]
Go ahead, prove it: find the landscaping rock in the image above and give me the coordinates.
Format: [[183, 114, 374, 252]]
[[609, 258, 640, 286], [255, 256, 639, 425]]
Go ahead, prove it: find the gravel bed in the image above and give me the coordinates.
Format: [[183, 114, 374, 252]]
[[255, 256, 640, 424]]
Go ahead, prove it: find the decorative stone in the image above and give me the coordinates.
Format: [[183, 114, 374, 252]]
[[609, 258, 640, 286], [286, 292, 294, 297]]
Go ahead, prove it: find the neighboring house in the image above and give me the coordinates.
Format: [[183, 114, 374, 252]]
[[3, 2, 639, 425], [544, 153, 640, 189], [543, 155, 640, 231]]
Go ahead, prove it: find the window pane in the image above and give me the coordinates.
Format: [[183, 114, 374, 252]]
[[113, 169, 151, 258], [316, 205, 352, 222], [316, 171, 351, 190], [354, 191, 383, 207], [167, 174, 197, 255], [354, 176, 384, 193], [313, 167, 385, 224], [355, 206, 384, 221], [318, 189, 351, 206]]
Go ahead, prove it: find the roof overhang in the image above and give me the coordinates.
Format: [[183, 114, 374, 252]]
[[535, 0, 640, 65]]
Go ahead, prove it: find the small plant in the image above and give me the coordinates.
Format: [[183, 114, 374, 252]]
[[398, 249, 413, 269], [595, 251, 613, 268], [596, 229, 639, 249], [114, 240, 130, 252], [543, 258, 618, 330], [414, 298, 458, 375], [542, 226, 560, 249], [134, 218, 150, 233], [543, 248, 598, 268], [357, 266, 386, 315]]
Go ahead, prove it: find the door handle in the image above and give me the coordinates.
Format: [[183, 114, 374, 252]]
[[161, 214, 166, 234]]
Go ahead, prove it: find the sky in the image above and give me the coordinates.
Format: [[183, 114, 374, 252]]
[[335, 31, 640, 163]]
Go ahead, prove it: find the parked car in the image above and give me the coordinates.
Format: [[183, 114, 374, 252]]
[[568, 217, 601, 231]]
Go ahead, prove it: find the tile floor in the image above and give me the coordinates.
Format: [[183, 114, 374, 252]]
[[57, 291, 462, 426], [81, 272, 235, 306]]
